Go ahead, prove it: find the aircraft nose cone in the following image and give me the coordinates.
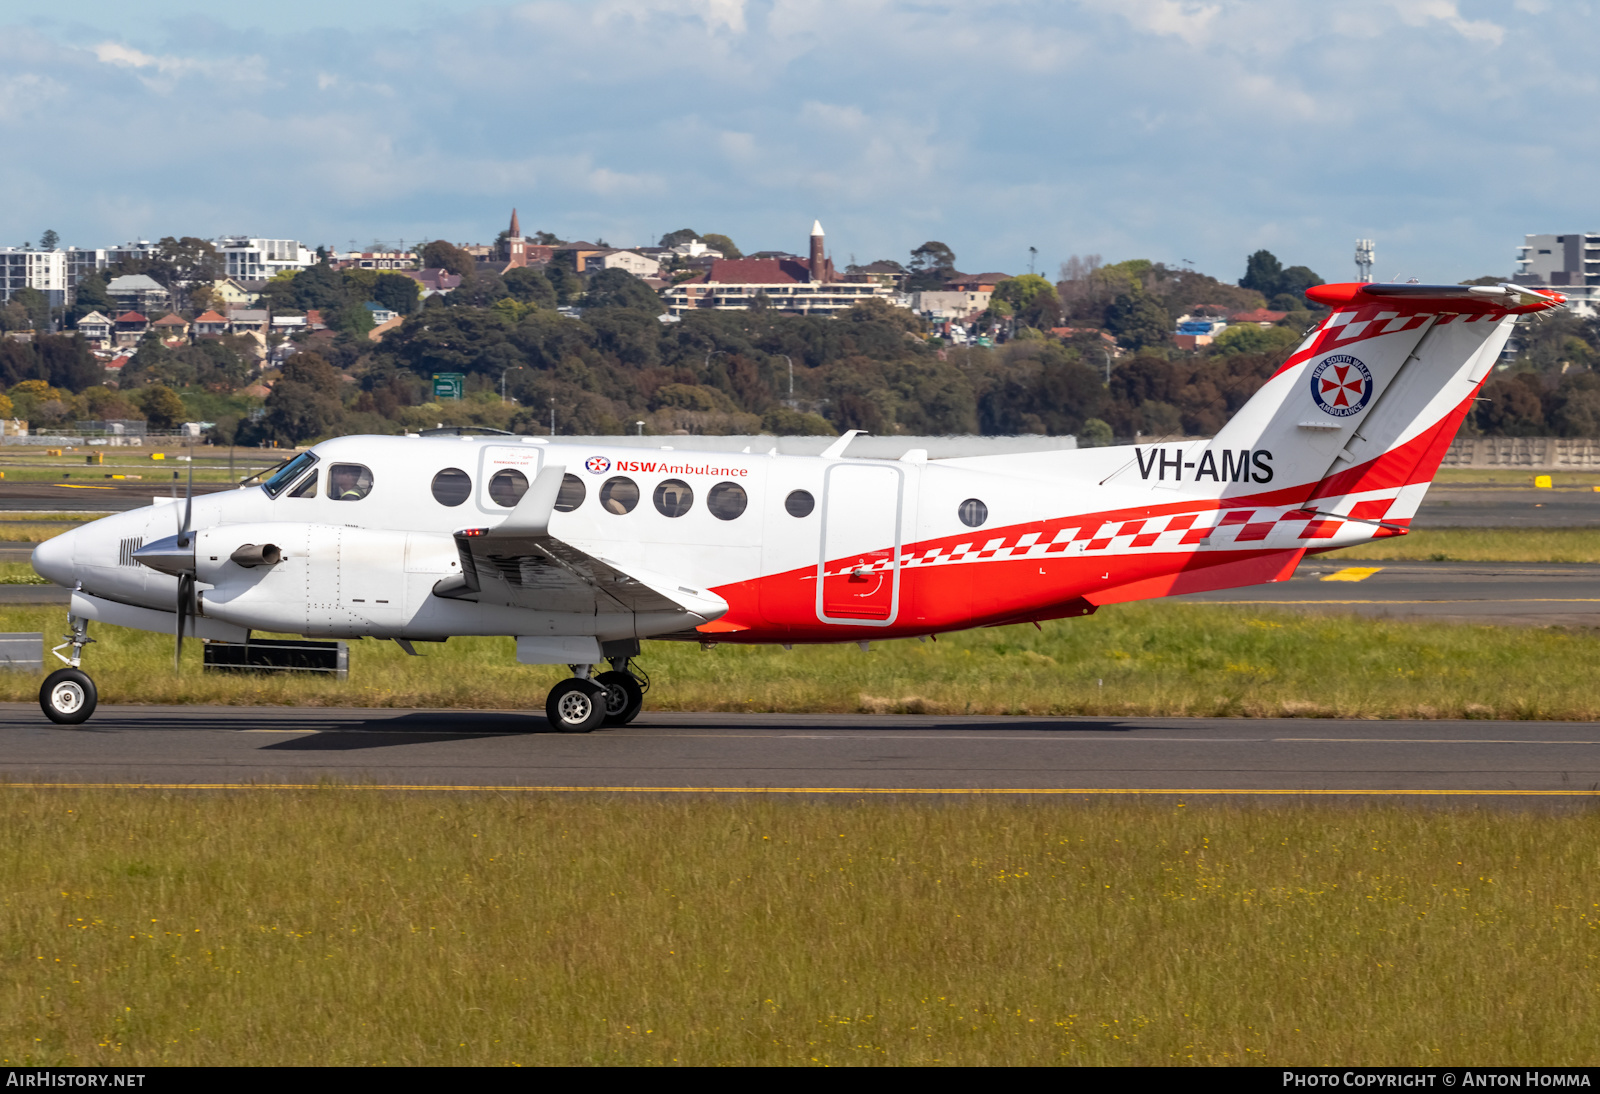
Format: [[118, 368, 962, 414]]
[[132, 532, 196, 577], [31, 530, 76, 587]]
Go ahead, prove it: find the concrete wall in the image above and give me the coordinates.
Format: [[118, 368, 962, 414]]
[[1441, 437, 1600, 469]]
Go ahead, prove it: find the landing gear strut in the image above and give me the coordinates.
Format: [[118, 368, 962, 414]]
[[41, 616, 97, 725], [543, 642, 648, 733]]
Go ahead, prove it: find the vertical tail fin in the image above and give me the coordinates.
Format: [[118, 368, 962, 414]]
[[1122, 283, 1566, 509]]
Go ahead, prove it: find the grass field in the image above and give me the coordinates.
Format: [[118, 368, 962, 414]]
[[1, 788, 1597, 1066], [2, 602, 1599, 719]]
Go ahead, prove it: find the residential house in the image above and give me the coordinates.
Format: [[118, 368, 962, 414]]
[[334, 249, 418, 271], [913, 290, 992, 320], [106, 274, 171, 313], [400, 269, 462, 297], [153, 313, 191, 344], [844, 261, 908, 291], [945, 272, 1011, 293], [112, 311, 149, 347], [193, 311, 229, 338], [363, 302, 398, 325], [1227, 308, 1287, 327], [75, 310, 113, 347], [226, 308, 269, 334], [210, 278, 261, 309], [591, 250, 661, 278]]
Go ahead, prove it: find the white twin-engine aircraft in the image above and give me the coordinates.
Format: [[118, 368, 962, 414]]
[[31, 281, 1564, 729]]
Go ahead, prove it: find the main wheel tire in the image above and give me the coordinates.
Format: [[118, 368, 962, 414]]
[[595, 670, 645, 726], [545, 678, 607, 733], [40, 668, 97, 725]]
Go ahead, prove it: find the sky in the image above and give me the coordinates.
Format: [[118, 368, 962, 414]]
[[2, 0, 1596, 285]]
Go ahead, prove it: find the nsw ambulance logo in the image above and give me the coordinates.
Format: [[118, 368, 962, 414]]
[[1310, 354, 1373, 417], [584, 455, 611, 475]]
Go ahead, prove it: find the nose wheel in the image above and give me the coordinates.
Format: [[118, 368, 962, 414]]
[[41, 615, 98, 725], [41, 668, 97, 725]]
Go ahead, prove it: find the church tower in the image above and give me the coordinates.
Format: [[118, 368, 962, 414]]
[[809, 220, 827, 283], [503, 208, 527, 268]]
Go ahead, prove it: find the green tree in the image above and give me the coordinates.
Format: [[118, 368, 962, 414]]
[[583, 268, 664, 314], [39, 230, 59, 251], [906, 241, 957, 291], [1210, 323, 1300, 356], [504, 267, 556, 309], [421, 240, 476, 275], [1078, 418, 1113, 447], [1104, 292, 1171, 351], [701, 233, 742, 259], [659, 229, 699, 248], [140, 384, 188, 430], [1239, 250, 1284, 296], [372, 272, 421, 316], [11, 287, 50, 333]]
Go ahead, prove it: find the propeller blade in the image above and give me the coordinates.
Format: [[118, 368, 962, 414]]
[[181, 457, 193, 538], [175, 574, 193, 672]]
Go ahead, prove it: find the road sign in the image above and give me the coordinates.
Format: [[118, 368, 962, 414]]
[[432, 373, 465, 400]]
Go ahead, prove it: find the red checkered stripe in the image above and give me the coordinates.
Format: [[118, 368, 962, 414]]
[[826, 494, 1403, 575], [1273, 308, 1497, 379]]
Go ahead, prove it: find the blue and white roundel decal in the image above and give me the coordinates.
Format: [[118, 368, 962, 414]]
[[1310, 354, 1373, 417], [585, 455, 611, 474]]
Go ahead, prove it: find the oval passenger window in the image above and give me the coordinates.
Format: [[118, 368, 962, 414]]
[[431, 468, 471, 507], [706, 481, 747, 520], [653, 478, 694, 517], [958, 498, 988, 528], [600, 477, 639, 515], [554, 473, 586, 513], [784, 489, 814, 518], [489, 468, 529, 507]]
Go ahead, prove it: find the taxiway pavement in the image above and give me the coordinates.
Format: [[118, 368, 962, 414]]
[[2, 704, 1598, 802]]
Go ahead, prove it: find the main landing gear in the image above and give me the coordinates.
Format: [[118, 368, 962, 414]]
[[544, 646, 648, 733], [40, 616, 97, 725]]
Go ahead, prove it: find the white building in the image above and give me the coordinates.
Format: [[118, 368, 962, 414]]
[[912, 289, 992, 320], [595, 250, 662, 278], [0, 248, 68, 308], [216, 237, 316, 281]]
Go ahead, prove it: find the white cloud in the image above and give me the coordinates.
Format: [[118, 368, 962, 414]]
[[0, 0, 1592, 280]]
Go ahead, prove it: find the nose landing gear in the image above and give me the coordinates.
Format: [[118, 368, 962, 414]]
[[41, 616, 97, 725]]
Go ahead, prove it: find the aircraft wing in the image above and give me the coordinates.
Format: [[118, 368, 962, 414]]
[[434, 465, 728, 622]]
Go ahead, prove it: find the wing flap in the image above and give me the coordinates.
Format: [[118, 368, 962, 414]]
[[437, 466, 728, 622]]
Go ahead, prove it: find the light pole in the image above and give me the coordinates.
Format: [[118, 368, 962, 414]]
[[1102, 347, 1113, 384], [500, 365, 526, 403], [635, 420, 645, 436], [779, 354, 793, 404], [548, 398, 556, 437]]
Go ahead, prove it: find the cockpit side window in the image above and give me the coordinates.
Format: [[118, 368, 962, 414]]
[[287, 470, 318, 498], [261, 451, 319, 499], [327, 463, 374, 501]]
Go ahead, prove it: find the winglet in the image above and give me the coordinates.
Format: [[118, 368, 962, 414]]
[[490, 464, 566, 538], [819, 430, 865, 459]]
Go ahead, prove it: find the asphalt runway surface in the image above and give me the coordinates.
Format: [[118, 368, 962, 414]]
[[1175, 559, 1600, 625], [2, 705, 1598, 802]]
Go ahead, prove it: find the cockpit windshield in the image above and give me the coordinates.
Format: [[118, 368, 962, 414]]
[[260, 451, 320, 499]]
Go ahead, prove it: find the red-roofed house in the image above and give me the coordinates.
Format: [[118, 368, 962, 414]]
[[1229, 308, 1288, 327], [153, 313, 190, 344], [113, 311, 149, 347], [193, 311, 229, 338]]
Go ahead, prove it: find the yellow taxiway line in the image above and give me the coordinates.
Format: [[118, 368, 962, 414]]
[[1, 783, 1598, 796]]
